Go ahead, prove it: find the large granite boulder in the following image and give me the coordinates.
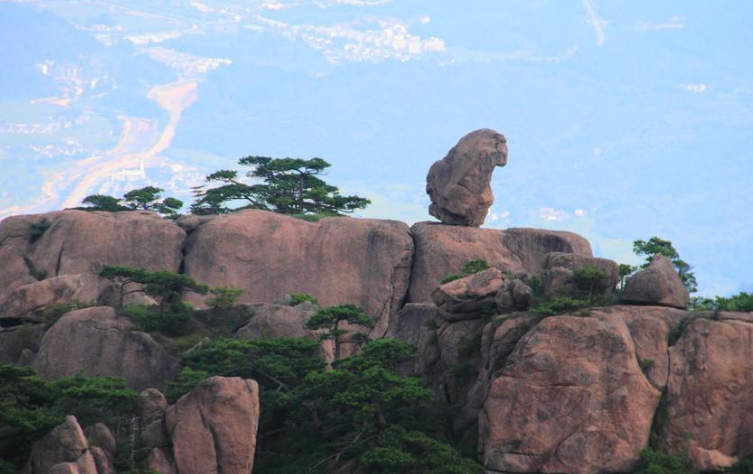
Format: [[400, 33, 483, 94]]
[[661, 318, 753, 470], [480, 314, 661, 474], [495, 279, 534, 312], [502, 228, 593, 272], [183, 210, 413, 336], [0, 275, 85, 324], [0, 323, 46, 364], [146, 448, 175, 474], [622, 255, 689, 309], [408, 222, 522, 303], [33, 307, 177, 391], [426, 129, 508, 227], [165, 376, 260, 474], [23, 416, 92, 474], [542, 252, 619, 297], [138, 389, 170, 451], [432, 268, 505, 321], [408, 223, 593, 303], [0, 210, 185, 304]]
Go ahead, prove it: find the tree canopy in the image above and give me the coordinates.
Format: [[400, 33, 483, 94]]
[[305, 304, 374, 360], [190, 156, 371, 216], [99, 265, 209, 309], [0, 365, 138, 473], [80, 186, 183, 219], [167, 336, 481, 474], [633, 237, 697, 293]]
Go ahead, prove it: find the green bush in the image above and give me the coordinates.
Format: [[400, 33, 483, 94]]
[[526, 276, 544, 297], [164, 367, 211, 403], [640, 359, 656, 371], [29, 218, 51, 243], [174, 337, 479, 473], [122, 303, 192, 336], [41, 300, 94, 328], [206, 287, 243, 309], [732, 457, 753, 474], [450, 363, 478, 381], [458, 334, 482, 357], [637, 448, 694, 474], [462, 259, 489, 275], [573, 267, 609, 297], [530, 297, 590, 316], [360, 425, 483, 474], [0, 365, 139, 472], [440, 274, 464, 284], [717, 291, 753, 312], [290, 293, 320, 307]]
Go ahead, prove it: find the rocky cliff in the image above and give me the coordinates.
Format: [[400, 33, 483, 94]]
[[2, 129, 751, 474], [1, 208, 751, 474]]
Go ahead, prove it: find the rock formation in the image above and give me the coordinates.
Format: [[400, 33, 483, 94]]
[[408, 222, 592, 303], [234, 302, 334, 361], [480, 314, 661, 474], [542, 252, 619, 296], [0, 275, 84, 324], [182, 210, 413, 336], [23, 416, 106, 474], [0, 210, 185, 305], [32, 306, 177, 391], [661, 318, 753, 469], [431, 268, 505, 321], [165, 376, 260, 474], [623, 254, 690, 308], [2, 200, 753, 474], [426, 129, 508, 226]]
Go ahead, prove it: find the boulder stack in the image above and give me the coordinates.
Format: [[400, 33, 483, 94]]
[[622, 255, 689, 309], [426, 129, 508, 227]]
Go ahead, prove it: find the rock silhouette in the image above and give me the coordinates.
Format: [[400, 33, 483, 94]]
[[426, 129, 508, 227]]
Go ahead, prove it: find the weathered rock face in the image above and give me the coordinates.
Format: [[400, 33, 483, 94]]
[[661, 318, 753, 469], [542, 252, 619, 297], [495, 279, 534, 313], [138, 389, 171, 451], [33, 307, 177, 391], [384, 303, 438, 347], [0, 210, 185, 305], [0, 323, 46, 364], [480, 314, 661, 474], [408, 222, 521, 303], [607, 305, 687, 391], [235, 302, 334, 361], [623, 255, 689, 309], [235, 303, 317, 340], [183, 210, 413, 336], [165, 376, 260, 474], [502, 228, 593, 272], [0, 275, 84, 324], [426, 129, 508, 227], [146, 448, 176, 474], [408, 223, 593, 303], [24, 416, 92, 474], [432, 268, 504, 321]]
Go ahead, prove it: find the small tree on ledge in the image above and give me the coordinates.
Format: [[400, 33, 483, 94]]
[[305, 304, 374, 360], [80, 186, 183, 219], [99, 265, 209, 314], [190, 156, 371, 216]]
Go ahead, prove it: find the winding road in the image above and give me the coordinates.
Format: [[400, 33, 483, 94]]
[[3, 80, 199, 216]]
